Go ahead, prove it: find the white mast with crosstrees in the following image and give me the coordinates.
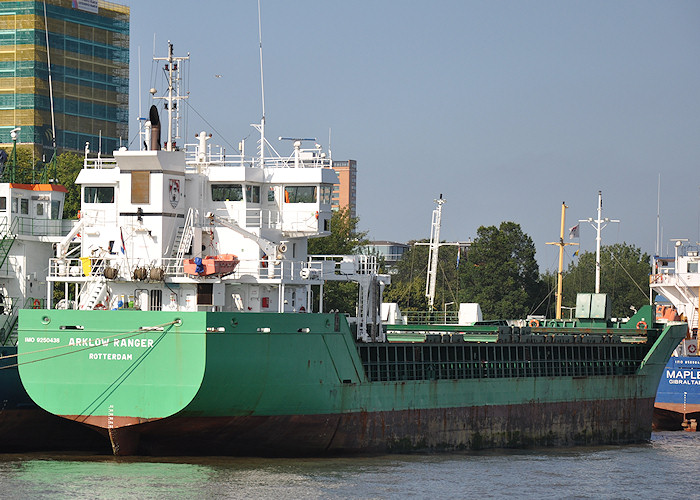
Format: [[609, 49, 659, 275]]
[[580, 191, 619, 293], [152, 41, 189, 151]]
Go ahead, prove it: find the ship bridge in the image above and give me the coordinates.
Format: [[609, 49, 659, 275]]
[[650, 242, 700, 332]]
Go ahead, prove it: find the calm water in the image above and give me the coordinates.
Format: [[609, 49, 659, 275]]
[[0, 432, 699, 499]]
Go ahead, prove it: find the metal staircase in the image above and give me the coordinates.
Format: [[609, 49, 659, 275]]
[[79, 280, 107, 310], [78, 256, 108, 309], [0, 296, 43, 346], [0, 298, 18, 346], [0, 217, 18, 271], [167, 207, 196, 273]]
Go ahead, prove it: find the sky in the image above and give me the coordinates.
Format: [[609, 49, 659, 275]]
[[122, 1, 700, 271]]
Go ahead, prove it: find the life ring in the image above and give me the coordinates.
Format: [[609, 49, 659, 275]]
[[636, 320, 648, 330], [261, 254, 268, 268], [94, 303, 106, 310], [688, 344, 697, 354], [32, 299, 41, 309], [528, 319, 540, 327]]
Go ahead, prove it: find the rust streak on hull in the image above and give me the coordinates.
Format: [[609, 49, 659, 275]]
[[0, 409, 109, 453], [67, 397, 657, 456]]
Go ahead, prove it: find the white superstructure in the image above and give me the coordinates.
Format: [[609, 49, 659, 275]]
[[48, 43, 389, 342], [650, 240, 700, 332], [0, 181, 69, 343]]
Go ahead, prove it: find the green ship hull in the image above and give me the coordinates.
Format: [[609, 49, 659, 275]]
[[17, 308, 685, 455]]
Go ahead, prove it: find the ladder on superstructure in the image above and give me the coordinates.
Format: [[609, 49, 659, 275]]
[[77, 256, 108, 309], [167, 207, 196, 274], [0, 217, 17, 271]]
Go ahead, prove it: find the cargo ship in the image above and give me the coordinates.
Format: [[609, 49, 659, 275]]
[[0, 135, 107, 452], [16, 43, 686, 455], [650, 241, 700, 430]]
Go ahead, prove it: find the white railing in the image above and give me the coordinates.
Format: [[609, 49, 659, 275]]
[[650, 272, 700, 289], [307, 255, 380, 276], [13, 217, 75, 237], [214, 208, 320, 234], [79, 209, 118, 227], [83, 145, 332, 171], [262, 155, 333, 169], [49, 256, 314, 283], [84, 157, 118, 169], [49, 253, 381, 285], [183, 142, 332, 169]]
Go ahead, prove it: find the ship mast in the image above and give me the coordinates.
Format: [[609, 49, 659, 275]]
[[580, 191, 619, 293], [546, 202, 578, 319], [152, 42, 189, 151], [416, 195, 467, 314], [256, 0, 266, 168], [425, 195, 445, 311]]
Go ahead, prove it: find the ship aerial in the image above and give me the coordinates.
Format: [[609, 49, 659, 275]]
[[13, 43, 687, 456]]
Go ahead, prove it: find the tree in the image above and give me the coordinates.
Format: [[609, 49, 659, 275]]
[[459, 222, 543, 319], [0, 145, 44, 183], [562, 243, 651, 317], [308, 206, 367, 255], [307, 207, 369, 313], [383, 242, 460, 312], [53, 152, 82, 219]]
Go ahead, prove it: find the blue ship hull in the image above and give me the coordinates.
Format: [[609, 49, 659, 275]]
[[653, 356, 700, 430]]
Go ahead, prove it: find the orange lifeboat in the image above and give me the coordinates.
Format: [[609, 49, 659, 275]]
[[184, 254, 240, 276], [655, 304, 682, 322]]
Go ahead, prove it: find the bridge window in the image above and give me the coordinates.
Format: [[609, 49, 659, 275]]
[[84, 186, 114, 203], [320, 184, 332, 204], [246, 185, 260, 203], [284, 186, 317, 203], [51, 200, 61, 219], [211, 184, 242, 202]]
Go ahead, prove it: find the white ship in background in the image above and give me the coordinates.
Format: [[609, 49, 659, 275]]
[[651, 240, 700, 430]]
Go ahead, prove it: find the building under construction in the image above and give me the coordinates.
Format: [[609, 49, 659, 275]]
[[0, 0, 129, 158]]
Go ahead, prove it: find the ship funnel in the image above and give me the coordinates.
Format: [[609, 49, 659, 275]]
[[149, 105, 161, 150]]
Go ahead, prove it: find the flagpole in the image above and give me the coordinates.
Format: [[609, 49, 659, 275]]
[[120, 227, 130, 273], [547, 202, 578, 320]]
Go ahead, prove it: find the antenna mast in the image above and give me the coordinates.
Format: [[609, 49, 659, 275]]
[[43, 0, 57, 178], [137, 45, 145, 150], [152, 41, 189, 151], [656, 173, 661, 258], [256, 0, 266, 168], [580, 191, 619, 294]]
